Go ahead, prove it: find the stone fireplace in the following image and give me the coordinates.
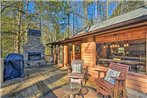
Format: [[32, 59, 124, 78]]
[[23, 29, 46, 67]]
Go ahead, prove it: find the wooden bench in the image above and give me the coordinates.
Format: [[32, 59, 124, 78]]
[[95, 62, 129, 98]]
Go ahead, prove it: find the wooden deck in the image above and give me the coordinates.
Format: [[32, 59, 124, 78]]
[[0, 65, 146, 98], [0, 65, 98, 98]]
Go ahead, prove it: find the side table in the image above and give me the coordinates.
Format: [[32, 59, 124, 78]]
[[62, 82, 82, 98]]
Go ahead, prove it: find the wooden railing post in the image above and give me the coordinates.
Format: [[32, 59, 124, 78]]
[[57, 45, 60, 64]]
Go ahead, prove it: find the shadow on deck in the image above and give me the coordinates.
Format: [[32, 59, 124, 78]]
[[1, 65, 146, 98], [1, 65, 69, 98]]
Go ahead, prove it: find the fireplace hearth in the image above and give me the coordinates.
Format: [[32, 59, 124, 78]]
[[28, 52, 41, 61]]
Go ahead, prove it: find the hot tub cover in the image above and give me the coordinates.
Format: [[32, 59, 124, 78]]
[[4, 53, 24, 81]]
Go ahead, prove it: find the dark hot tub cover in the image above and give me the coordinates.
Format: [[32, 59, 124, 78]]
[[4, 53, 24, 81]]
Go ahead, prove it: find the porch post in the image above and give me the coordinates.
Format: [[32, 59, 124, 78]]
[[64, 44, 68, 68], [51, 45, 53, 56], [72, 44, 75, 60], [58, 45, 60, 65], [53, 45, 57, 64]]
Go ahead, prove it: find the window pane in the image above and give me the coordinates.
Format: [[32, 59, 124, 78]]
[[96, 38, 146, 74]]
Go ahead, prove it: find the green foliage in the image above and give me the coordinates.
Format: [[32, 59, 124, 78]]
[[1, 34, 16, 58], [1, 0, 145, 57], [112, 1, 144, 17]]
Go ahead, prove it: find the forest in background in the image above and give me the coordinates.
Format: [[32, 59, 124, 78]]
[[1, 0, 146, 58]]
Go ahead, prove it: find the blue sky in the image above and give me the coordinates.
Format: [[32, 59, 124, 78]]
[[28, 1, 35, 13], [27, 1, 117, 33], [69, 1, 117, 33]]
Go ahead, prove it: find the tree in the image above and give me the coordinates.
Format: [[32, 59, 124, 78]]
[[1, 1, 35, 57], [112, 0, 145, 17]]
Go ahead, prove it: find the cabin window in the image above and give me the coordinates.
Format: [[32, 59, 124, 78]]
[[96, 38, 146, 74]]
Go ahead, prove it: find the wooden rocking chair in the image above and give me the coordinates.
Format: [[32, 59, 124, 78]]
[[68, 59, 87, 85], [95, 62, 129, 98]]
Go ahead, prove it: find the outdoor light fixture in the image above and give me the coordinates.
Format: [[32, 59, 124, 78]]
[[124, 43, 129, 47], [103, 45, 108, 48], [124, 34, 129, 47], [117, 44, 120, 47], [110, 45, 113, 48], [109, 43, 120, 48], [112, 44, 115, 48], [103, 43, 108, 48], [126, 43, 129, 47]]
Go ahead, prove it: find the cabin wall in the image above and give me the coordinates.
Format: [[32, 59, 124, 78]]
[[55, 24, 147, 93], [93, 26, 147, 93], [95, 26, 147, 43], [81, 37, 96, 67], [126, 73, 147, 93]]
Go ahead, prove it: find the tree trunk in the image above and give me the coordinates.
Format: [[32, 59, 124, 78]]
[[83, 1, 88, 27], [68, 13, 70, 37], [17, 2, 22, 54], [73, 10, 74, 36], [106, 0, 109, 19]]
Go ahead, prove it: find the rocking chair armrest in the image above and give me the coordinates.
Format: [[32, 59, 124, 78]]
[[95, 69, 107, 73], [82, 69, 87, 78], [95, 69, 107, 78], [83, 68, 86, 73], [111, 77, 126, 81]]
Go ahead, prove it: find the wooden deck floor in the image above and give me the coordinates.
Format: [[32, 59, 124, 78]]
[[0, 65, 98, 98], [1, 65, 145, 98]]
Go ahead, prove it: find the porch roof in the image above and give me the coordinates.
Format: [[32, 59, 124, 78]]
[[46, 6, 147, 46]]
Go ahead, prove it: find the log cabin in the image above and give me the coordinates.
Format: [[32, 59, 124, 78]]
[[46, 6, 147, 94]]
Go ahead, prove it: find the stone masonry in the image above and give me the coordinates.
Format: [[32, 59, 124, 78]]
[[23, 29, 46, 67]]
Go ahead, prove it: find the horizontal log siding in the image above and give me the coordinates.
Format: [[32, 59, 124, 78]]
[[81, 37, 96, 67], [126, 73, 147, 93], [96, 26, 147, 43]]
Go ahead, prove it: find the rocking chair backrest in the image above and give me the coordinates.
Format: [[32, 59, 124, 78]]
[[109, 62, 129, 79], [71, 59, 84, 73]]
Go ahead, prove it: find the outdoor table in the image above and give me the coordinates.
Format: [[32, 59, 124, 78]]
[[62, 82, 82, 98]]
